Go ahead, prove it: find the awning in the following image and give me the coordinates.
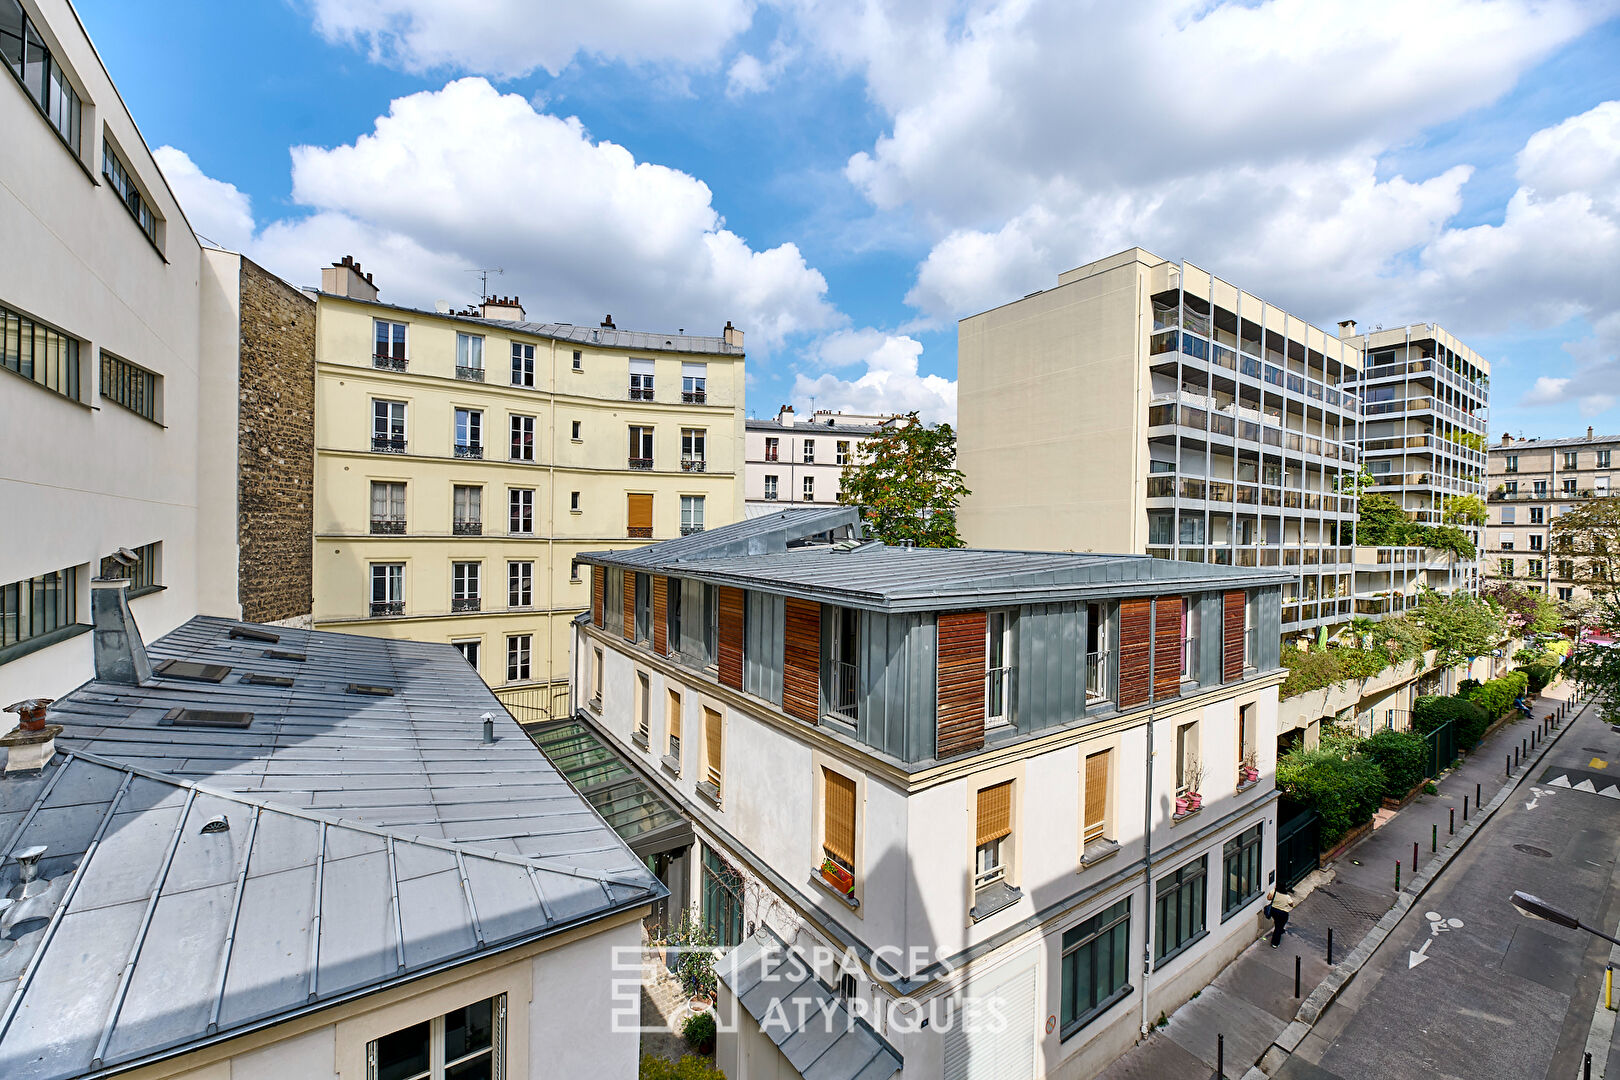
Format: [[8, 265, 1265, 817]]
[[525, 715, 693, 858]]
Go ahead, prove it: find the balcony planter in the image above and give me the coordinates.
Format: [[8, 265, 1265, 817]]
[[819, 858, 854, 895], [1239, 766, 1260, 786]]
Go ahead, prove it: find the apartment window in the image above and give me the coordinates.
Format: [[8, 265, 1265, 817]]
[[370, 481, 406, 534], [1559, 587, 1574, 601], [629, 426, 654, 469], [1244, 592, 1259, 669], [507, 561, 533, 608], [764, 475, 778, 500], [1534, 480, 1548, 497], [1, 566, 79, 652], [803, 439, 816, 464], [1181, 598, 1200, 683], [836, 440, 851, 466], [100, 352, 161, 421], [1528, 559, 1544, 577], [372, 399, 407, 453], [509, 414, 535, 461], [506, 635, 531, 682], [765, 437, 779, 462], [635, 673, 651, 745], [1563, 479, 1577, 495], [570, 491, 580, 513], [634, 572, 652, 642], [451, 562, 480, 611], [591, 648, 604, 706], [1154, 856, 1208, 961], [572, 349, 582, 371], [365, 994, 504, 1080], [681, 495, 705, 536], [1499, 558, 1515, 577], [454, 408, 483, 458], [1083, 750, 1112, 848], [985, 610, 1012, 730], [1530, 533, 1543, 551], [681, 428, 706, 470], [682, 362, 707, 403], [803, 475, 816, 502], [665, 688, 683, 761], [822, 768, 857, 875], [451, 639, 480, 669], [703, 584, 718, 665], [701, 846, 745, 948], [571, 420, 581, 441], [510, 342, 535, 388], [1564, 451, 1579, 469], [1175, 721, 1201, 797], [369, 563, 404, 617], [974, 780, 1014, 891], [453, 485, 482, 535], [827, 606, 860, 720], [1238, 703, 1256, 782], [1, 303, 80, 401], [627, 492, 653, 539], [2, 4, 82, 152], [1085, 602, 1113, 704], [1222, 824, 1263, 917], [667, 581, 683, 654], [102, 138, 158, 245], [372, 320, 407, 366], [1504, 481, 1518, 495], [454, 332, 484, 379], [1060, 899, 1131, 1038], [1501, 531, 1516, 551], [98, 541, 161, 593], [703, 706, 724, 795], [1504, 455, 1519, 473], [1599, 450, 1612, 469], [630, 358, 655, 400], [508, 488, 534, 535], [1502, 507, 1516, 525], [1559, 559, 1576, 580]]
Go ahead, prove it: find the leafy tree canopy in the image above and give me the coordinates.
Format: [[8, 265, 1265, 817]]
[[1570, 591, 1620, 724], [1443, 494, 1488, 526], [1551, 497, 1620, 596], [1481, 581, 1564, 634], [838, 412, 971, 547], [1410, 588, 1505, 668]]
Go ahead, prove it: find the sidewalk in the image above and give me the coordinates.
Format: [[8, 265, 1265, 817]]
[[1097, 680, 1582, 1080]]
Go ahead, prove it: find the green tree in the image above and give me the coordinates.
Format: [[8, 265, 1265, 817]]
[[1481, 581, 1563, 634], [1410, 589, 1505, 667], [1355, 491, 1424, 546], [1551, 497, 1620, 596], [1570, 592, 1620, 724], [1425, 524, 1477, 562], [1442, 494, 1487, 526], [838, 413, 970, 547]]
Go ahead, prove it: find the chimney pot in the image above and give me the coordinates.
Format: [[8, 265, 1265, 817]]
[[1337, 319, 1357, 338], [1589, 426, 1595, 439], [602, 314, 616, 329], [321, 256, 380, 302]]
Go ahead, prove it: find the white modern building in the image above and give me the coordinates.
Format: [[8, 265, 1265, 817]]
[[744, 406, 900, 516]]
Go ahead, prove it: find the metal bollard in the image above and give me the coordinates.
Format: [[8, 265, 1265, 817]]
[[1396, 860, 1402, 891], [1327, 928, 1334, 965], [1449, 806, 1455, 835], [1586, 1050, 1592, 1080], [1507, 754, 1512, 777], [1432, 824, 1437, 852], [1464, 795, 1469, 821], [1412, 841, 1419, 872], [1217, 1034, 1225, 1079], [1476, 782, 1481, 806], [1295, 955, 1301, 998]]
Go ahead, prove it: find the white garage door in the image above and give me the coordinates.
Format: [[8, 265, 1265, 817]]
[[942, 961, 1037, 1080]]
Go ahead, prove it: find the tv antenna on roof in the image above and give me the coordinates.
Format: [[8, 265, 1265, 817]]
[[465, 267, 504, 301]]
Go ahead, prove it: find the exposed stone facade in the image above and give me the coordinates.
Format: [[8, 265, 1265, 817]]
[[237, 258, 315, 623]]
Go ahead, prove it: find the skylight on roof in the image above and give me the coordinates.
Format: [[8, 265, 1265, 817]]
[[153, 659, 232, 683], [229, 626, 280, 643], [161, 707, 254, 729]]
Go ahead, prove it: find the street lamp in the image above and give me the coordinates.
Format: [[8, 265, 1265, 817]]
[[1510, 891, 1620, 948]]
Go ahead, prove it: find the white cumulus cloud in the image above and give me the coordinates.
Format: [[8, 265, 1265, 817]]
[[153, 146, 255, 251], [790, 331, 956, 424]]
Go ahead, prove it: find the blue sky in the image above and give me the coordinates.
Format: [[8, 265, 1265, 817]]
[[81, 0, 1620, 435]]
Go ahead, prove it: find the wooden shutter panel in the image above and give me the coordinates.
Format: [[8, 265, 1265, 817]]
[[717, 586, 745, 690], [622, 572, 637, 641], [1084, 751, 1109, 841], [704, 707, 723, 789], [591, 566, 605, 626], [976, 781, 1012, 846], [653, 576, 669, 654], [937, 611, 987, 759], [823, 769, 856, 866], [1117, 598, 1152, 709], [1223, 591, 1246, 682], [782, 598, 821, 723], [627, 492, 653, 535], [1153, 596, 1183, 700]]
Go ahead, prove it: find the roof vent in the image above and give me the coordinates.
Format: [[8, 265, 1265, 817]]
[[241, 673, 295, 688], [347, 683, 395, 697], [229, 626, 280, 644], [153, 659, 233, 683], [91, 578, 153, 686], [264, 649, 307, 662], [200, 815, 230, 834], [161, 707, 254, 729]]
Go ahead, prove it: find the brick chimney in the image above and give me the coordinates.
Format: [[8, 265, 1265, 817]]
[[2, 699, 60, 775], [1589, 426, 1595, 439], [320, 255, 379, 301], [601, 314, 616, 329], [1502, 432, 1513, 445], [1337, 319, 1357, 339], [776, 404, 796, 428], [723, 320, 744, 349], [90, 578, 153, 686], [480, 295, 525, 321]]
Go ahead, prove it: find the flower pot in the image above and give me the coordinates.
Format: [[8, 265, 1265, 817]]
[[1242, 767, 1259, 785], [1175, 795, 1191, 816], [820, 861, 854, 894], [1187, 793, 1203, 811]]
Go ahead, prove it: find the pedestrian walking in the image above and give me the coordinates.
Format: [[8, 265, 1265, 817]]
[[1265, 885, 1294, 948]]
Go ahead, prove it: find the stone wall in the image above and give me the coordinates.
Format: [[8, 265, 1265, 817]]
[[237, 258, 315, 623]]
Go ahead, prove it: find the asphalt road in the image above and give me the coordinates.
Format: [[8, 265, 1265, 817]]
[[1282, 697, 1620, 1080]]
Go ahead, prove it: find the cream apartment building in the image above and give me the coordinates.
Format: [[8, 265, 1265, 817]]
[[744, 405, 899, 516], [0, 0, 312, 707], [1487, 427, 1620, 604], [958, 248, 1363, 636], [312, 266, 745, 712], [569, 508, 1290, 1080]]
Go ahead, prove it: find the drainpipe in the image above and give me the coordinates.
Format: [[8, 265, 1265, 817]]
[[1140, 603, 1159, 1037]]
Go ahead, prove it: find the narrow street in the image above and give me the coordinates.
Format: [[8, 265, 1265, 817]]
[[1281, 694, 1620, 1080]]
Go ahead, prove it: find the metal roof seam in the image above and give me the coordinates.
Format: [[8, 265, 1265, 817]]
[[91, 787, 199, 1069], [524, 865, 554, 924], [0, 750, 77, 868], [206, 805, 261, 1035], [0, 769, 135, 1043], [453, 849, 486, 947], [386, 836, 406, 973], [306, 822, 327, 1004]]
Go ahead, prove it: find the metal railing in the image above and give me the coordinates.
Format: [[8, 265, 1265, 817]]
[[369, 519, 406, 535], [1085, 650, 1111, 703], [454, 443, 483, 460], [627, 526, 652, 538], [451, 597, 481, 613], [682, 390, 707, 404], [453, 519, 482, 536], [985, 666, 1012, 728], [628, 387, 654, 401], [681, 525, 705, 536], [499, 682, 570, 727], [372, 435, 407, 454], [628, 457, 653, 470], [456, 365, 485, 382], [369, 600, 404, 617], [829, 661, 860, 720], [681, 458, 707, 472], [373, 355, 407, 372]]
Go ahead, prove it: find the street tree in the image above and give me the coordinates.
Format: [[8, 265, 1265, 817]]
[[1480, 581, 1563, 634], [1411, 589, 1505, 668], [1550, 497, 1620, 596], [838, 412, 970, 548], [1442, 494, 1488, 527], [1569, 591, 1620, 724]]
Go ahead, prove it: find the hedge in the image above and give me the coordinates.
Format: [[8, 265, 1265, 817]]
[[1360, 729, 1429, 801], [1276, 747, 1386, 846], [641, 1057, 725, 1080], [1464, 671, 1528, 722]]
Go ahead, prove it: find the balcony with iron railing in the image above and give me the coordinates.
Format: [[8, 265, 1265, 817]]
[[1085, 650, 1112, 705], [454, 443, 483, 460], [372, 435, 407, 454], [456, 365, 485, 382], [370, 518, 406, 535], [627, 526, 652, 539], [370, 600, 404, 617], [829, 661, 860, 721], [453, 518, 483, 536], [681, 524, 705, 536], [373, 355, 407, 372], [628, 387, 655, 401], [628, 457, 653, 470], [451, 596, 481, 613], [682, 390, 707, 404], [681, 457, 707, 472]]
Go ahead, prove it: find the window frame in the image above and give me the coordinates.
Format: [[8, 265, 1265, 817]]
[[372, 399, 407, 452], [455, 332, 484, 373], [1153, 855, 1208, 964], [453, 408, 483, 454], [984, 609, 1013, 730], [680, 494, 706, 535], [0, 565, 81, 654], [764, 437, 779, 462], [1, 302, 81, 402], [1059, 898, 1132, 1040], [764, 474, 778, 500], [509, 413, 535, 462], [510, 341, 535, 387], [372, 319, 407, 362], [99, 351, 161, 422], [802, 439, 815, 464], [507, 560, 533, 608], [505, 634, 532, 683], [451, 561, 480, 603], [665, 686, 683, 763], [102, 136, 160, 247], [363, 993, 506, 1080], [507, 488, 535, 535], [973, 779, 1015, 893], [803, 474, 815, 502], [1221, 824, 1264, 919], [450, 638, 480, 670]]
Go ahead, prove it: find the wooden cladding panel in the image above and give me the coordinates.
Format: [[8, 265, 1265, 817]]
[[717, 586, 746, 691], [1223, 591, 1246, 682], [1152, 596, 1183, 700], [936, 611, 987, 760], [622, 572, 636, 641], [782, 598, 821, 723], [1117, 598, 1152, 709], [652, 576, 669, 655], [591, 567, 605, 627]]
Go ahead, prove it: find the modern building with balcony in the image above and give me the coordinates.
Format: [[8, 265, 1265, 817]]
[[1486, 427, 1619, 605], [957, 248, 1363, 635], [568, 508, 1290, 1080], [1346, 323, 1489, 596], [311, 265, 745, 712], [744, 405, 902, 516]]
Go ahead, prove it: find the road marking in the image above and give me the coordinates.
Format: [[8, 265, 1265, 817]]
[[1411, 913, 1465, 968], [1592, 758, 1609, 770], [1409, 939, 1432, 968]]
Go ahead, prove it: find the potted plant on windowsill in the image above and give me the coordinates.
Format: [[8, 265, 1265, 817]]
[[1176, 755, 1206, 815], [1239, 748, 1260, 787], [819, 857, 855, 895]]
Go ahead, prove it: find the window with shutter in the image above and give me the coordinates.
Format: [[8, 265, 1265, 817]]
[[1084, 751, 1110, 844], [703, 707, 723, 793], [717, 587, 745, 690], [1117, 599, 1151, 708], [591, 566, 605, 626], [822, 769, 857, 871], [1222, 591, 1246, 681], [665, 689, 683, 763], [936, 611, 987, 758], [975, 780, 1014, 891], [1153, 596, 1182, 700], [652, 577, 669, 654], [782, 598, 821, 723], [622, 572, 636, 642], [627, 492, 653, 538]]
